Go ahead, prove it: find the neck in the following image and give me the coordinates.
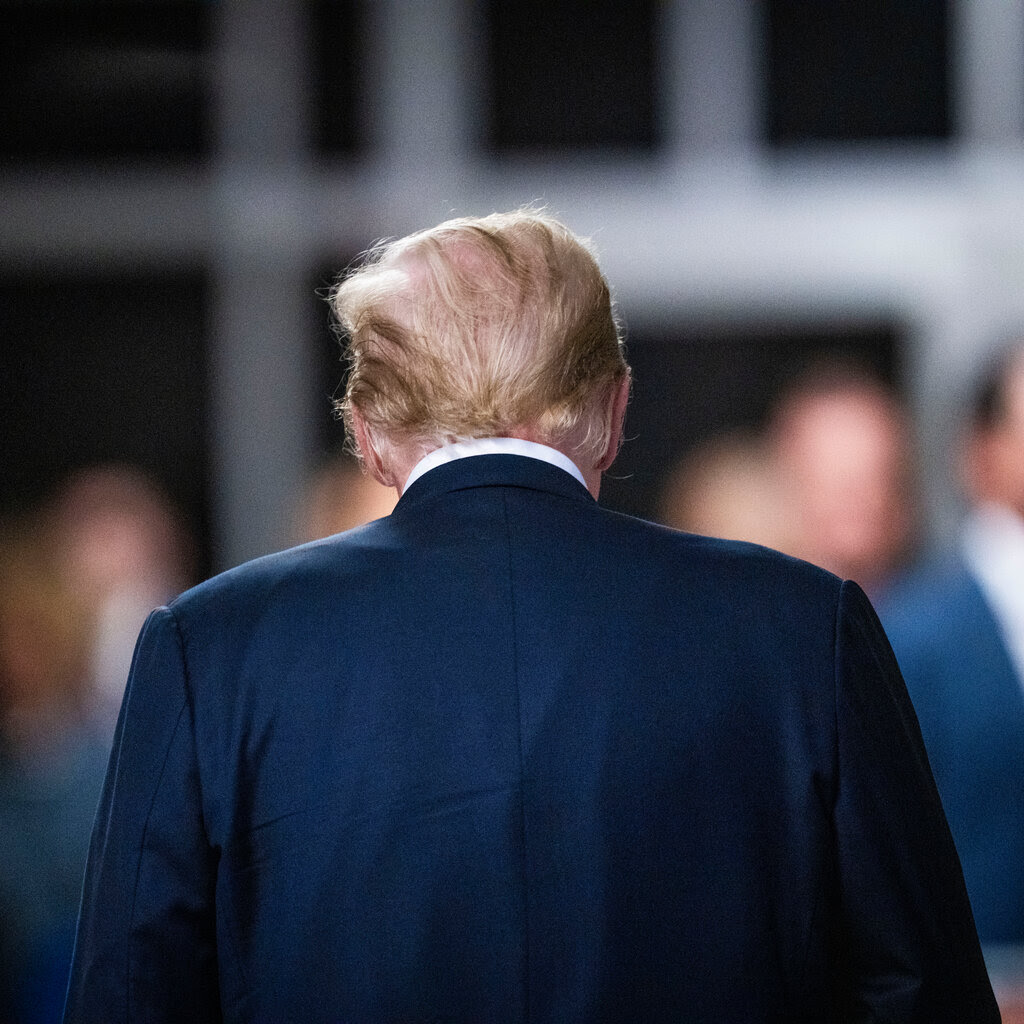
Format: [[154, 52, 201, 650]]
[[394, 437, 600, 499]]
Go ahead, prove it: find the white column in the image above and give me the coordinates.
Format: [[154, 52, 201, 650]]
[[953, 0, 1024, 141], [664, 0, 763, 157], [361, 0, 480, 228], [208, 0, 318, 569]]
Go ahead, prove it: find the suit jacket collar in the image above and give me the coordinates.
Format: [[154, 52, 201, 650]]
[[395, 454, 595, 512]]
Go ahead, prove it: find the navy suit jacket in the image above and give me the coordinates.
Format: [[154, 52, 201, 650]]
[[881, 556, 1024, 943], [64, 455, 996, 1023]]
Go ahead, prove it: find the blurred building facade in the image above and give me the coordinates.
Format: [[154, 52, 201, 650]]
[[3, 0, 1024, 572]]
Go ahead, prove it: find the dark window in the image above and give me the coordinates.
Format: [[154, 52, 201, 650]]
[[310, 0, 366, 156], [310, 265, 352, 453], [0, 1, 210, 162], [765, 0, 949, 144], [601, 319, 902, 520], [0, 271, 212, 575], [485, 0, 660, 153]]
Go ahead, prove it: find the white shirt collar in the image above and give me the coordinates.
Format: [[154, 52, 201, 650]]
[[402, 438, 588, 494], [962, 502, 1024, 686]]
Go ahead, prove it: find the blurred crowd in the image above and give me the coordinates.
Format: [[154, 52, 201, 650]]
[[657, 358, 917, 598], [0, 467, 195, 1022], [660, 343, 1024, 949], [2, 342, 1023, 1019], [0, 455, 396, 1021]]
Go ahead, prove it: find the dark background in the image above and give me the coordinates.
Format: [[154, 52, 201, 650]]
[[1, 0, 942, 572]]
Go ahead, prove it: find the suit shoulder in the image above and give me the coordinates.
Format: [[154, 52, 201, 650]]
[[169, 518, 395, 624], [596, 505, 843, 605], [596, 503, 840, 581]]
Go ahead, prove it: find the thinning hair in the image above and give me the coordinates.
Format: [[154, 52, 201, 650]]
[[329, 209, 629, 465]]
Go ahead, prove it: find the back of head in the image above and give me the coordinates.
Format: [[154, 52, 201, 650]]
[[330, 209, 629, 467]]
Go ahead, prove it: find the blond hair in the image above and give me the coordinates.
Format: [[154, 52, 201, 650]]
[[330, 209, 629, 466]]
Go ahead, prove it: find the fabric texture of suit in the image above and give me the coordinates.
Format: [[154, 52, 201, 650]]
[[881, 555, 1024, 943], [64, 454, 996, 1023]]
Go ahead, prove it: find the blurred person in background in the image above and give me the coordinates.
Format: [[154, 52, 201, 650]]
[[292, 448, 397, 544], [0, 464, 193, 1022], [49, 464, 196, 733], [655, 429, 787, 549], [0, 506, 109, 1024], [654, 361, 917, 600], [880, 339, 1024, 944], [764, 361, 917, 598]]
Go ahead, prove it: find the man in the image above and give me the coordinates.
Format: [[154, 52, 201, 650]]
[[764, 361, 917, 599], [64, 210, 996, 1022], [881, 340, 1024, 944]]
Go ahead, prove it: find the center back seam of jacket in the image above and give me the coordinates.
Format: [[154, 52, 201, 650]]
[[500, 488, 531, 1021]]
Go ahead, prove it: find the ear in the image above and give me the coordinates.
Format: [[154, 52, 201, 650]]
[[350, 407, 392, 488], [595, 373, 632, 473]]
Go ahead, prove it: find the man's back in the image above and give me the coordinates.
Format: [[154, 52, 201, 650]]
[[65, 455, 996, 1023]]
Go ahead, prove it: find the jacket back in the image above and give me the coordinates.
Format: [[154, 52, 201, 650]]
[[64, 455, 997, 1023]]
